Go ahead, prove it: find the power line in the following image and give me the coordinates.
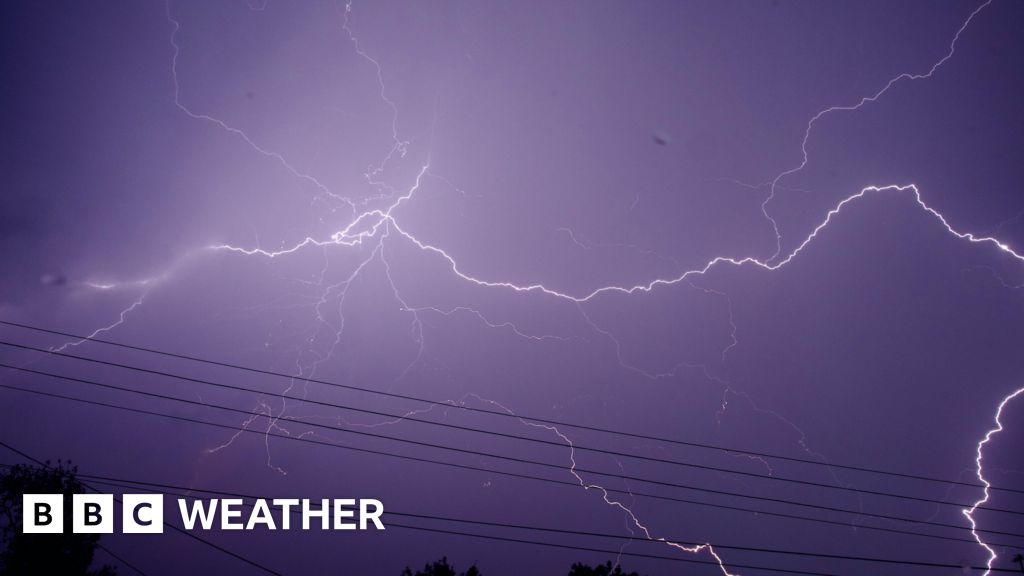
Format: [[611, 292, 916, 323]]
[[0, 376, 1021, 549], [2, 319, 1016, 495], [4, 361, 1021, 540], [3, 464, 832, 576], [384, 521, 832, 575], [34, 467, 1018, 574], [0, 339, 1012, 515], [0, 440, 282, 576], [5, 456, 1020, 574]]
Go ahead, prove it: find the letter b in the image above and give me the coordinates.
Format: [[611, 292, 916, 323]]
[[23, 494, 63, 533], [37, 503, 52, 525], [73, 494, 112, 533]]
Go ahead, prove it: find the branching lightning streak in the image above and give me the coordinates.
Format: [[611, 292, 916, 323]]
[[962, 387, 1024, 575], [29, 1, 1019, 573], [761, 0, 995, 261], [46, 250, 203, 356], [212, 225, 389, 473], [467, 394, 739, 576], [194, 2, 1021, 569], [402, 306, 568, 342], [163, 0, 420, 466], [51, 296, 146, 354], [166, 2, 353, 211], [965, 265, 1024, 290], [167, 1, 567, 471], [210, 163, 427, 258], [224, 182, 1024, 300], [339, 0, 410, 189]]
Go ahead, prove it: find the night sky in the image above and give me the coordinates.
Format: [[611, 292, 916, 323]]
[[2, 1, 1024, 575]]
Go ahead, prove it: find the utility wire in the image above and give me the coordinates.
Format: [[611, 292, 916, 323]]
[[0, 440, 283, 576], [0, 376, 1021, 549], [2, 319, 1016, 495], [26, 466, 1017, 574], [0, 339, 1012, 515], [3, 361, 1020, 539]]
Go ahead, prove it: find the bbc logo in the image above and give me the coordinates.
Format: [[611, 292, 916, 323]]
[[23, 494, 164, 534]]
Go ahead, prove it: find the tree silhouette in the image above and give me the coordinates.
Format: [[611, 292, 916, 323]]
[[401, 556, 480, 576], [400, 558, 644, 576], [0, 461, 116, 576], [567, 561, 642, 576]]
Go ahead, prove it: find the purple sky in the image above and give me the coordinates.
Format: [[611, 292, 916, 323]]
[[2, 1, 1024, 574]]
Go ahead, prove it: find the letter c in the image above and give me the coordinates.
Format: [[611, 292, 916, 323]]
[[133, 502, 153, 526]]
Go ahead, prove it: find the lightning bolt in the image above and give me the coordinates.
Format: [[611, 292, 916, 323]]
[[761, 0, 996, 261], [219, 179, 1021, 307], [466, 394, 740, 576], [962, 387, 1024, 575], [166, 0, 353, 211], [51, 296, 146, 354], [339, 0, 410, 189]]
